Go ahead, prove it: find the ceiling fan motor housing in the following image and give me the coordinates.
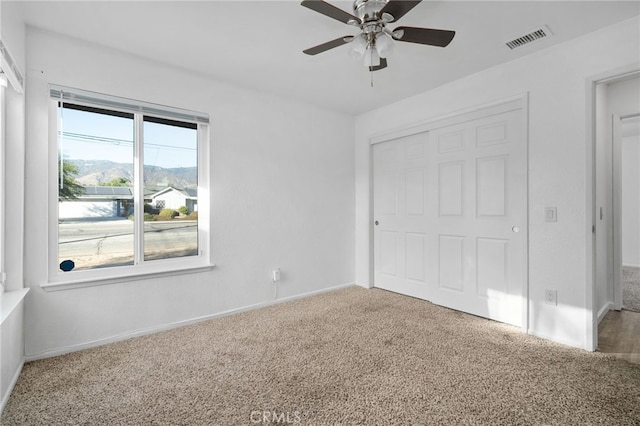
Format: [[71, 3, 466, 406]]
[[353, 0, 389, 22]]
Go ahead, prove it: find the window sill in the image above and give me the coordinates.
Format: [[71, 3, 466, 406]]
[[1, 288, 30, 325], [42, 264, 215, 292]]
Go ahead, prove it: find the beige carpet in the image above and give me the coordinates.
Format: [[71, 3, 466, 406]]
[[624, 266, 640, 313], [3, 287, 640, 425]]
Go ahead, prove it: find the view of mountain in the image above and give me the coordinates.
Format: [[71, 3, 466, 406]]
[[70, 160, 197, 188]]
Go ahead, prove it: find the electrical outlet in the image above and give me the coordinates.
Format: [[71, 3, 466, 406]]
[[544, 289, 557, 306], [272, 268, 280, 283], [545, 207, 557, 222]]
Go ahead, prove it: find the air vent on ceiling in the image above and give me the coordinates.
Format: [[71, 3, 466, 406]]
[[505, 25, 552, 50]]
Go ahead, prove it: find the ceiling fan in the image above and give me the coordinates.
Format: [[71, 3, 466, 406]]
[[301, 0, 455, 72]]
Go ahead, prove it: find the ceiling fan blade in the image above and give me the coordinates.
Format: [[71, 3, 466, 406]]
[[303, 36, 353, 55], [369, 58, 388, 72], [379, 0, 422, 23], [393, 26, 455, 47], [301, 0, 361, 25]]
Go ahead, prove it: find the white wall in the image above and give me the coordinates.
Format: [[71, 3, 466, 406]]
[[622, 126, 640, 267], [355, 17, 640, 349], [1, 295, 26, 412], [23, 28, 355, 358]]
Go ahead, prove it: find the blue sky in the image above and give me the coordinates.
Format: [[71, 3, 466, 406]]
[[59, 108, 197, 169]]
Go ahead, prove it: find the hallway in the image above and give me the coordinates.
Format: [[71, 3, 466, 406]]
[[598, 309, 640, 364]]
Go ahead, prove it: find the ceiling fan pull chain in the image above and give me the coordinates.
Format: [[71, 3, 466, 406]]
[[370, 48, 374, 87]]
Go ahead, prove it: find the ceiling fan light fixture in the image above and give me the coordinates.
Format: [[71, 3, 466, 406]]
[[364, 45, 380, 67], [375, 32, 395, 58], [348, 34, 368, 60]]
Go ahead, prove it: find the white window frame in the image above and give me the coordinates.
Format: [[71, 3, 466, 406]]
[[44, 86, 212, 290], [0, 75, 6, 294]]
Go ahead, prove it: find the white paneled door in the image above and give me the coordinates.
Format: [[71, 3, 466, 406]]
[[373, 104, 526, 327]]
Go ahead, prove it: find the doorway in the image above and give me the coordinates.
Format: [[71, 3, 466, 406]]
[[592, 71, 640, 351], [619, 115, 640, 313]]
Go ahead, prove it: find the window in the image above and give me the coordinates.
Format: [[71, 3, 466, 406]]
[[48, 86, 210, 286], [0, 41, 24, 293]]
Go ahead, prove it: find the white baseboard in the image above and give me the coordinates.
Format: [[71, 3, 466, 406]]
[[527, 329, 584, 350], [25, 282, 355, 362], [1, 360, 24, 416], [622, 263, 640, 269], [355, 282, 373, 289], [597, 301, 615, 324]]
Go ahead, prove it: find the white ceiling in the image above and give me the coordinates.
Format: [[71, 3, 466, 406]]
[[19, 1, 640, 115]]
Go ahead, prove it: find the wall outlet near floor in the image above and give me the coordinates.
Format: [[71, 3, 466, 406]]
[[544, 289, 557, 306], [272, 268, 280, 283]]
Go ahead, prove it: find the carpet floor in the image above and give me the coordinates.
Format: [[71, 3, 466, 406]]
[[3, 287, 640, 425], [624, 266, 640, 313]]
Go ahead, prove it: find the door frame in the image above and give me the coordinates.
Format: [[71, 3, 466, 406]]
[[368, 93, 530, 332], [613, 113, 623, 312], [0, 76, 5, 294], [614, 112, 640, 310], [587, 65, 640, 351]]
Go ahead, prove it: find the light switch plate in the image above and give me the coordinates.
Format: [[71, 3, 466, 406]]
[[545, 207, 557, 222]]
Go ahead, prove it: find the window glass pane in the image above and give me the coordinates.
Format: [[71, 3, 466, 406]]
[[58, 105, 135, 271], [143, 118, 198, 261]]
